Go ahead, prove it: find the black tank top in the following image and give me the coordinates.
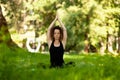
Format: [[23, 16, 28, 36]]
[[49, 41, 64, 67]]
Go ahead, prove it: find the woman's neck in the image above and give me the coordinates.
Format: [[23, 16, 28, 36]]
[[54, 40, 60, 47], [54, 40, 60, 43]]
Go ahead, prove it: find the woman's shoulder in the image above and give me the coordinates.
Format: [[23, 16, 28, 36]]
[[61, 41, 66, 49], [48, 40, 53, 49]]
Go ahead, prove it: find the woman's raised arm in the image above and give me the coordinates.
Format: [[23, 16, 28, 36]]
[[57, 15, 67, 48], [47, 16, 57, 47]]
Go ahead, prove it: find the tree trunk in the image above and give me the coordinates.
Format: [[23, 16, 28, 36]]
[[117, 26, 120, 53], [106, 32, 109, 52], [84, 33, 89, 53], [117, 37, 120, 53], [99, 39, 106, 55], [0, 5, 18, 47], [106, 32, 114, 53]]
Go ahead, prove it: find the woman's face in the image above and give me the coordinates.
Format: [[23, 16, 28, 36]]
[[54, 29, 60, 40]]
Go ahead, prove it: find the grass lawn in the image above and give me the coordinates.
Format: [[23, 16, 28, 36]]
[[0, 43, 120, 80]]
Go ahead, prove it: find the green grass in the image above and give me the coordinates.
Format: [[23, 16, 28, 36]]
[[0, 43, 120, 80]]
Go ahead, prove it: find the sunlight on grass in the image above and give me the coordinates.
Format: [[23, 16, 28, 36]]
[[64, 54, 85, 59]]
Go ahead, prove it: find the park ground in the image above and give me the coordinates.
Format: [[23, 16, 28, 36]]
[[0, 43, 120, 80]]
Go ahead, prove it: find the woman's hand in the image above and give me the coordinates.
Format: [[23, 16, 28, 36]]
[[56, 13, 61, 21], [53, 15, 57, 22]]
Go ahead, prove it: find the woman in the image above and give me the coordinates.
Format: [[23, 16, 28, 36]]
[[47, 14, 67, 68]]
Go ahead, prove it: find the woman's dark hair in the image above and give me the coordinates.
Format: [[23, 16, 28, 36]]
[[50, 25, 63, 41]]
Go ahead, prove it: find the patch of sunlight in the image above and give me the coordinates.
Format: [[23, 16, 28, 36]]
[[92, 26, 107, 37], [9, 28, 47, 47], [57, 9, 67, 21], [107, 27, 116, 34], [64, 54, 85, 59], [67, 5, 80, 12]]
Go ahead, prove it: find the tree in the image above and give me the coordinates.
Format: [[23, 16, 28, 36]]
[[1, 0, 24, 32], [0, 0, 120, 53], [0, 5, 17, 47]]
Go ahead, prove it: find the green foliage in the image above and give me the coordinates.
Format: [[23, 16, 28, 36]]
[[1, 0, 120, 51], [60, 0, 120, 51]]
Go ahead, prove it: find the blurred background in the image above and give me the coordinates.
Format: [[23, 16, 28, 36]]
[[0, 0, 120, 54]]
